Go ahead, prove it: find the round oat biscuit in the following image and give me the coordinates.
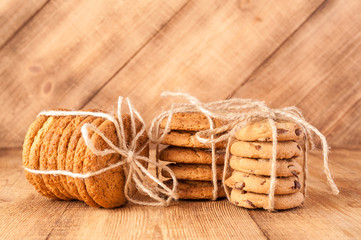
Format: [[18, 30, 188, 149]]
[[235, 120, 304, 142], [45, 115, 75, 199], [160, 112, 228, 131], [59, 116, 95, 199], [230, 141, 302, 159], [162, 163, 224, 181], [40, 116, 70, 200], [159, 146, 225, 165], [84, 115, 149, 208], [161, 131, 227, 148], [82, 119, 125, 208], [229, 155, 303, 177], [72, 117, 104, 207], [225, 170, 303, 195], [165, 180, 226, 199], [230, 189, 304, 210], [28, 116, 58, 198], [23, 115, 50, 196]]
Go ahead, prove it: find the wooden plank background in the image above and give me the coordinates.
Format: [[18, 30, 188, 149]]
[[1, 0, 360, 150], [1, 0, 361, 239]]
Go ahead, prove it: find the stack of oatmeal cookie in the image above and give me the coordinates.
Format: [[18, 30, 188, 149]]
[[225, 120, 305, 210], [159, 113, 227, 199], [23, 112, 148, 208]]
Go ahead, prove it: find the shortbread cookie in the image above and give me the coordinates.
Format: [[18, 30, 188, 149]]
[[229, 155, 303, 177], [40, 116, 70, 200], [235, 120, 303, 141], [165, 180, 226, 199], [225, 171, 303, 194], [23, 115, 51, 197], [160, 112, 227, 131], [162, 163, 224, 181], [230, 189, 304, 210], [161, 131, 227, 148], [28, 116, 58, 198], [73, 117, 104, 207], [231, 141, 302, 159], [159, 146, 225, 165]]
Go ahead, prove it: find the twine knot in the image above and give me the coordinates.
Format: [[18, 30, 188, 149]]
[[24, 97, 179, 206], [126, 151, 135, 164], [150, 92, 339, 211]]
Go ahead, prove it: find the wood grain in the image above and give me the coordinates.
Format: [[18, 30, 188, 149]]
[[1, 1, 361, 239], [1, 148, 360, 239], [84, 0, 325, 123], [0, 0, 49, 48], [0, 0, 188, 148], [230, 0, 361, 149]]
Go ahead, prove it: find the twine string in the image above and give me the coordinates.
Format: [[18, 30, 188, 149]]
[[24, 97, 178, 206], [150, 92, 339, 211]]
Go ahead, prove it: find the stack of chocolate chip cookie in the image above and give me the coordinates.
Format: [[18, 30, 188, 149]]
[[225, 120, 305, 210], [23, 111, 148, 208], [159, 112, 227, 199]]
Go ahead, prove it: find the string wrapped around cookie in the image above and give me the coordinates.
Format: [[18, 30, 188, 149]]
[[150, 92, 339, 211], [150, 92, 266, 200], [23, 97, 178, 208]]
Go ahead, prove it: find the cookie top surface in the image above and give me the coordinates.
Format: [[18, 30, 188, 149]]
[[229, 155, 303, 177], [159, 146, 225, 165], [235, 120, 304, 141], [160, 112, 228, 131], [231, 141, 303, 159]]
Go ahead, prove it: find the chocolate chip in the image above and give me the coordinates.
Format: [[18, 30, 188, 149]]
[[255, 145, 262, 150], [235, 181, 245, 190], [260, 180, 266, 185], [293, 180, 301, 189], [277, 128, 288, 134], [291, 170, 298, 178], [287, 164, 295, 168], [234, 201, 239, 205], [295, 128, 301, 136], [246, 200, 256, 208], [297, 145, 301, 150]]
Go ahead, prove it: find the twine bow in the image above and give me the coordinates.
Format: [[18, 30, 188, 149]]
[[24, 97, 178, 206], [150, 92, 339, 211]]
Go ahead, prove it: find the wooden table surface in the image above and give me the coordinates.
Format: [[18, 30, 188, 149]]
[[1, 148, 360, 239], [1, 0, 361, 239]]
